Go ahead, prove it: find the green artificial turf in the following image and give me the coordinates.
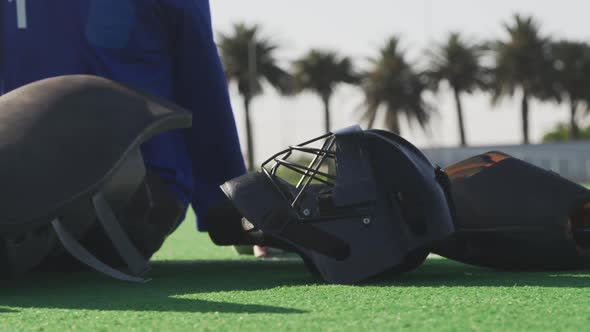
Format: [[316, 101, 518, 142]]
[[2, 211, 590, 331]]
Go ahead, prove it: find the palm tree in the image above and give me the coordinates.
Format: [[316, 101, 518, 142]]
[[551, 40, 590, 140], [489, 14, 557, 144], [218, 23, 291, 170], [360, 37, 432, 134], [427, 33, 485, 146], [292, 50, 358, 133]]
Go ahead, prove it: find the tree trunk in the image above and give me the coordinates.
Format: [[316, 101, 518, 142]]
[[453, 88, 467, 147], [570, 98, 580, 140], [366, 108, 377, 129], [521, 92, 530, 145], [322, 94, 331, 133], [243, 95, 255, 171], [390, 113, 401, 135]]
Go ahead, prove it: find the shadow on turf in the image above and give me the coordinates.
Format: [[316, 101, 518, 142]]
[[368, 258, 590, 288], [0, 260, 309, 314], [2, 258, 590, 314]]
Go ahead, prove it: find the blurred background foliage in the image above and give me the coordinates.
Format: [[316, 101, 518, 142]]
[[218, 14, 590, 168]]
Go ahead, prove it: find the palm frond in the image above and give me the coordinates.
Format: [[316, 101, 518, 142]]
[[358, 36, 433, 134], [218, 23, 291, 98]]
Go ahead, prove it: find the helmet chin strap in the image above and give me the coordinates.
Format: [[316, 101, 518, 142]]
[[205, 199, 350, 260], [51, 191, 150, 283]]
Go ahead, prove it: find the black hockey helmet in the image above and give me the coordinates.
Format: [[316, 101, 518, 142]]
[[222, 126, 455, 283], [0, 75, 191, 281]]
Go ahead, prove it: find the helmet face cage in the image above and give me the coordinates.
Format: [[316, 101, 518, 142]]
[[222, 126, 457, 283], [261, 132, 339, 219]]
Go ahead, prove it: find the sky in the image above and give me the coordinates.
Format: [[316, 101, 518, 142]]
[[210, 0, 590, 163]]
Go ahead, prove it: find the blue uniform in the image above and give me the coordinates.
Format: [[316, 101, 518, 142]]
[[0, 0, 246, 229]]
